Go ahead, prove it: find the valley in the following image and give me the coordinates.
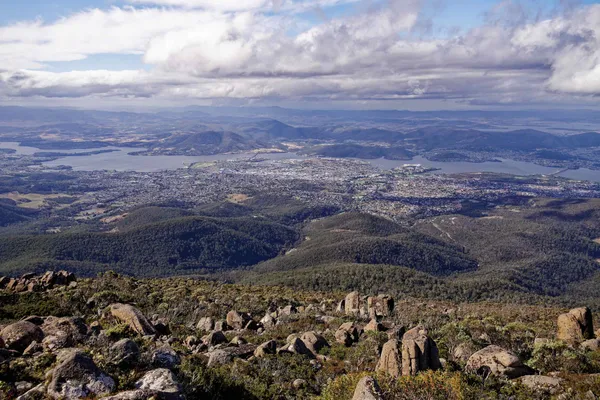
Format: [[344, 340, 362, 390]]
[[2, 106, 600, 398]]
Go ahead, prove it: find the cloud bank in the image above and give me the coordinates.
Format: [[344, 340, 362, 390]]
[[1, 0, 600, 108]]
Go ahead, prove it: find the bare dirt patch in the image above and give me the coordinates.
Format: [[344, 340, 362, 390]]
[[101, 213, 129, 224], [0, 192, 71, 209], [227, 194, 251, 203]]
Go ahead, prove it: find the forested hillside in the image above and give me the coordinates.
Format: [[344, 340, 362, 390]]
[[0, 214, 298, 276], [241, 199, 600, 305]]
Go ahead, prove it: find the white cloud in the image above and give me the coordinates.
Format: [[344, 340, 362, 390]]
[[0, 7, 222, 69], [1, 1, 600, 106], [124, 0, 361, 13]]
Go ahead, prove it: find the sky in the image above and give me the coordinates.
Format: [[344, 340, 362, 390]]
[[1, 0, 600, 110]]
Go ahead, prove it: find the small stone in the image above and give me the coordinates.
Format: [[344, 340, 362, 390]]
[[364, 319, 383, 332], [151, 346, 181, 369], [203, 331, 227, 347], [254, 340, 277, 358], [196, 317, 214, 332], [293, 379, 307, 389]]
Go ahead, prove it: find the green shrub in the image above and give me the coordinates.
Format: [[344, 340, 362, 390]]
[[527, 340, 600, 374]]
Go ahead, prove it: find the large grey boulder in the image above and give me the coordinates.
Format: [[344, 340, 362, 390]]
[[352, 376, 383, 400], [518, 375, 563, 395], [345, 292, 361, 316], [206, 344, 257, 367], [376, 339, 402, 377], [300, 331, 329, 355], [47, 349, 115, 399], [557, 307, 594, 343], [466, 345, 533, 379], [110, 339, 140, 366], [203, 330, 227, 347], [226, 311, 251, 330], [196, 317, 214, 332], [135, 368, 183, 399], [367, 295, 394, 319], [152, 346, 181, 369], [401, 325, 441, 376], [0, 321, 44, 353], [109, 303, 156, 336], [254, 340, 277, 358]]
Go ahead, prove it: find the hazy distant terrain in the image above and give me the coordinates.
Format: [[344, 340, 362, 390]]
[[1, 106, 600, 170]]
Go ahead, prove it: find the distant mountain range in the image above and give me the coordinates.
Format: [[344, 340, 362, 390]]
[[1, 106, 599, 164]]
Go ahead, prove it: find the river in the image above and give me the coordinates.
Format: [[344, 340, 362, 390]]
[[1, 142, 599, 182]]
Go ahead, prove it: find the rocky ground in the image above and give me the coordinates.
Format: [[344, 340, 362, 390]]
[[2, 272, 600, 399]]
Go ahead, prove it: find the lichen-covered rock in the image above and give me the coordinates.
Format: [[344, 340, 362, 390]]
[[184, 335, 200, 349], [254, 340, 277, 358], [453, 342, 477, 363], [22, 341, 43, 356], [110, 339, 140, 366], [151, 347, 181, 369], [300, 331, 329, 355], [203, 330, 227, 347], [230, 336, 247, 346], [16, 383, 45, 399], [401, 326, 441, 376], [364, 319, 383, 332], [338, 322, 360, 342], [376, 339, 402, 377], [518, 375, 563, 395], [557, 307, 594, 343], [103, 389, 157, 400], [42, 331, 72, 352], [0, 321, 44, 353], [135, 368, 183, 399], [367, 295, 394, 319], [466, 345, 532, 378], [352, 376, 383, 400], [280, 305, 297, 316], [282, 338, 315, 358], [345, 291, 361, 315], [206, 344, 257, 367], [196, 317, 214, 332], [227, 310, 251, 330], [387, 326, 406, 342], [581, 338, 600, 351], [43, 317, 88, 339], [260, 313, 276, 329], [335, 328, 353, 347], [214, 320, 229, 332], [47, 349, 115, 399], [109, 303, 156, 336]]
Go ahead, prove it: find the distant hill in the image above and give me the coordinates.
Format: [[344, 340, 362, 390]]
[[234, 119, 322, 140], [405, 128, 600, 152], [0, 212, 298, 277], [304, 144, 413, 160], [237, 199, 600, 304], [252, 212, 478, 276], [0, 201, 36, 227], [147, 131, 267, 155]]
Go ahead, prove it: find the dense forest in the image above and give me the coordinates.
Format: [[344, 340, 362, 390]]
[[0, 214, 298, 276], [2, 196, 600, 305]]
